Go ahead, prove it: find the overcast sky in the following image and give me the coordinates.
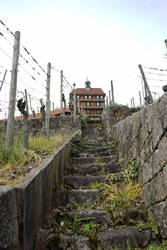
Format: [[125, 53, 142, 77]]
[[1, 0, 167, 116]]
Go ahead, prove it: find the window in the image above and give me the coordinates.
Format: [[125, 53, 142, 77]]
[[100, 95, 104, 99], [86, 102, 91, 106], [96, 110, 101, 114], [96, 102, 100, 106], [88, 95, 91, 99], [96, 95, 100, 99], [77, 95, 80, 99], [84, 95, 88, 99], [86, 110, 91, 114]]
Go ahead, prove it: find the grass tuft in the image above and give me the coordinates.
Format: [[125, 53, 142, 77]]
[[29, 134, 68, 152], [0, 134, 69, 186]]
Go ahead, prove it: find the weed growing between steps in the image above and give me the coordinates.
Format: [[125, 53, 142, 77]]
[[88, 159, 144, 227], [94, 123, 105, 134], [146, 240, 167, 250], [136, 220, 159, 238], [70, 134, 86, 157], [58, 214, 105, 248], [43, 129, 166, 249], [72, 201, 98, 210], [81, 115, 88, 130], [89, 139, 115, 148], [95, 157, 105, 167]]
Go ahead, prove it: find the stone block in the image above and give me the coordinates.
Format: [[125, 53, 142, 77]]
[[15, 166, 43, 250], [0, 186, 19, 250], [153, 198, 167, 238], [142, 164, 167, 206]]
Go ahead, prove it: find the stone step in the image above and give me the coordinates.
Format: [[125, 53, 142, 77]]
[[97, 226, 152, 250], [80, 148, 115, 157], [64, 175, 105, 189], [73, 155, 118, 165], [68, 189, 99, 206], [49, 226, 152, 250], [59, 234, 91, 250], [72, 162, 121, 176], [79, 153, 94, 158], [60, 208, 113, 226], [84, 137, 107, 143], [82, 146, 114, 153]]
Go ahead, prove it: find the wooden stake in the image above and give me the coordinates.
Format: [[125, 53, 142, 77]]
[[60, 70, 63, 115], [138, 64, 153, 105], [111, 80, 115, 104], [109, 90, 111, 105], [6, 31, 20, 147], [46, 62, 51, 138], [24, 89, 29, 149], [139, 91, 142, 107], [73, 83, 76, 121]]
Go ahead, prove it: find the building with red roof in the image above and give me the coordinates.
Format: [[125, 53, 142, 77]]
[[70, 80, 105, 120]]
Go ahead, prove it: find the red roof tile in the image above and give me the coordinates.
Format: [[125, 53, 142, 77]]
[[73, 88, 105, 95], [0, 108, 71, 121]]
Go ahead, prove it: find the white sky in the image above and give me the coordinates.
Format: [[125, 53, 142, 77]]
[[1, 0, 167, 117]]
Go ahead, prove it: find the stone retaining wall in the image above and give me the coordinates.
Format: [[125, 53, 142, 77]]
[[108, 93, 167, 238], [0, 115, 81, 138], [0, 133, 79, 250]]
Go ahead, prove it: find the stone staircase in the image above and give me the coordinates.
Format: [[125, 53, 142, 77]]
[[41, 126, 157, 250]]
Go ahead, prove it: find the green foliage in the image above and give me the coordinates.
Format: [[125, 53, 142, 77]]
[[81, 221, 104, 238], [125, 158, 138, 182], [97, 123, 104, 130], [72, 201, 98, 210], [88, 181, 100, 189], [70, 134, 85, 157], [95, 157, 105, 167], [0, 134, 68, 185], [104, 103, 128, 110], [29, 134, 67, 152], [105, 173, 125, 184], [72, 202, 89, 210], [105, 140, 115, 147], [59, 213, 104, 241], [88, 173, 142, 227], [94, 123, 105, 134], [59, 219, 68, 233], [72, 214, 104, 238], [0, 136, 39, 166], [136, 220, 159, 237], [98, 182, 141, 212], [81, 115, 88, 130], [146, 241, 167, 250]]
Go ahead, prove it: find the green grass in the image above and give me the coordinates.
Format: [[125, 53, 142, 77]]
[[0, 136, 36, 166], [136, 220, 159, 237], [29, 134, 68, 152], [0, 134, 69, 185], [146, 241, 167, 250]]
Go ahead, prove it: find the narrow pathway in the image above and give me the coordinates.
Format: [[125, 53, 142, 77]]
[[43, 125, 158, 250]]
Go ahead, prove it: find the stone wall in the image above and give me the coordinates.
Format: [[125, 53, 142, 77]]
[[0, 133, 79, 250], [103, 106, 140, 132], [0, 115, 81, 138], [107, 93, 167, 238]]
